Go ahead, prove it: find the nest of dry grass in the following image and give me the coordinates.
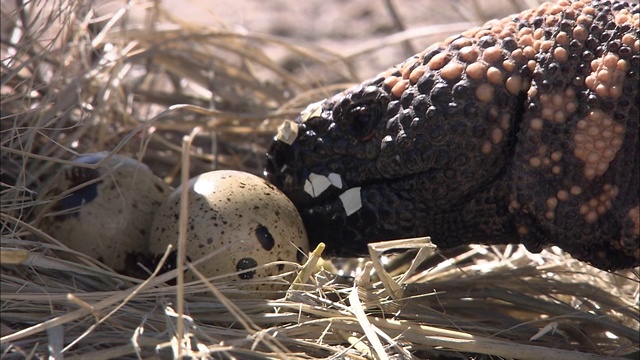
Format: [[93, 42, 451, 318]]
[[1, 1, 638, 359]]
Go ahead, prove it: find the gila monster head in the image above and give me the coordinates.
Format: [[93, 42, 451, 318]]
[[266, 72, 520, 256]]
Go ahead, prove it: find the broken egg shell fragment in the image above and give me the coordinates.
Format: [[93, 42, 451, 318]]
[[37, 153, 171, 273]]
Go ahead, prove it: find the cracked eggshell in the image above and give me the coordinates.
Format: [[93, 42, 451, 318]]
[[37, 153, 172, 273], [148, 170, 309, 293]]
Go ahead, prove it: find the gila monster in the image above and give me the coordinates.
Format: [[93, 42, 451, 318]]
[[265, 0, 639, 270]]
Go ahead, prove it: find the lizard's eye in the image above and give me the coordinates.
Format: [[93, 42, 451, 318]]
[[346, 103, 380, 141]]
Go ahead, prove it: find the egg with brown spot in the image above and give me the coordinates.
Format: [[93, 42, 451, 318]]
[[37, 153, 172, 274], [148, 170, 309, 294]]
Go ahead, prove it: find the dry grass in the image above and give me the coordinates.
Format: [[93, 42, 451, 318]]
[[1, 0, 638, 359]]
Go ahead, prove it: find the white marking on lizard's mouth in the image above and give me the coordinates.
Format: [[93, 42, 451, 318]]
[[304, 173, 331, 197], [276, 120, 299, 145], [339, 187, 362, 216], [304, 172, 344, 197], [328, 173, 343, 189]]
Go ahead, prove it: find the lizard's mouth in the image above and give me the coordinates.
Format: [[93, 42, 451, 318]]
[[266, 138, 372, 254], [266, 136, 430, 256]]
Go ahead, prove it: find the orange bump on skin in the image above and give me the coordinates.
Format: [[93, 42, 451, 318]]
[[523, 46, 537, 60], [557, 190, 569, 201], [502, 60, 516, 72], [459, 46, 480, 63], [486, 67, 504, 85], [534, 28, 545, 40], [615, 12, 630, 26], [482, 46, 503, 64], [571, 186, 582, 195], [481, 141, 492, 155], [604, 53, 618, 68], [573, 25, 589, 42], [383, 76, 400, 90], [450, 37, 473, 48], [530, 118, 544, 131], [518, 225, 529, 235], [511, 48, 526, 63], [409, 65, 426, 84], [577, 15, 590, 26], [475, 83, 494, 102], [505, 76, 522, 95], [428, 52, 451, 70], [548, 3, 563, 15], [545, 14, 562, 27], [529, 156, 542, 167], [518, 26, 533, 37], [390, 79, 409, 98], [499, 28, 515, 39], [553, 47, 568, 62], [441, 62, 464, 81], [541, 40, 554, 52], [491, 128, 504, 144], [540, 104, 552, 120], [583, 6, 596, 16], [518, 33, 534, 47], [555, 31, 569, 46], [573, 110, 626, 179], [466, 62, 487, 80], [622, 33, 635, 47]]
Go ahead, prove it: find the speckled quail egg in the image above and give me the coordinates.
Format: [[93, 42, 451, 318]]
[[37, 153, 172, 273], [148, 170, 309, 292]]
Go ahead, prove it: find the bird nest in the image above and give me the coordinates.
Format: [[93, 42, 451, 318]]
[[1, 1, 638, 359]]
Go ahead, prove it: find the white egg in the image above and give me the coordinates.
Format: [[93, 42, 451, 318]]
[[148, 170, 309, 293], [37, 153, 172, 273]]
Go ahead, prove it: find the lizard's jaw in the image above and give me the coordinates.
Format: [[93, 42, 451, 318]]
[[266, 132, 371, 253], [267, 135, 425, 255]]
